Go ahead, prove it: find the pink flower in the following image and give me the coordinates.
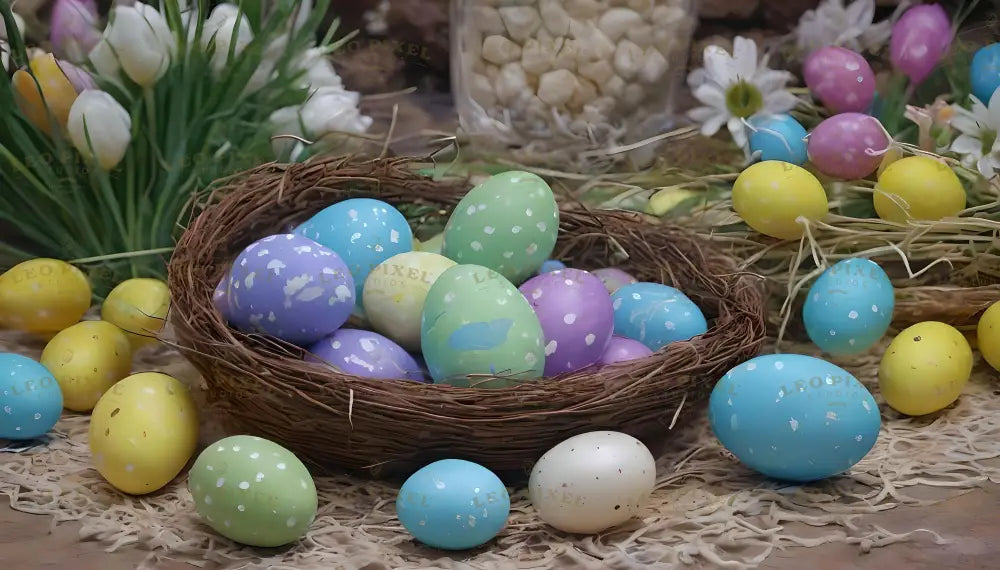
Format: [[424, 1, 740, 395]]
[[51, 0, 102, 63]]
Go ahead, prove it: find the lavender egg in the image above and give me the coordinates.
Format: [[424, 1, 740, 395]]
[[213, 275, 229, 320], [600, 336, 653, 365], [803, 46, 876, 114], [592, 268, 638, 294], [807, 113, 889, 180], [308, 329, 426, 381], [520, 268, 615, 376], [227, 234, 355, 345]]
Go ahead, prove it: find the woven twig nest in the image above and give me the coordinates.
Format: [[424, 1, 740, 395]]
[[168, 156, 767, 479]]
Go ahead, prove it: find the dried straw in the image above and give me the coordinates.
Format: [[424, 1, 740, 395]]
[[167, 155, 767, 478]]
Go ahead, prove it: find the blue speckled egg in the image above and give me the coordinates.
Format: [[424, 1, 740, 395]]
[[227, 234, 355, 346], [396, 459, 510, 550], [611, 283, 708, 351], [803, 258, 894, 356], [747, 114, 808, 165], [539, 260, 566, 274], [971, 43, 1000, 105], [0, 353, 63, 440], [294, 198, 414, 309], [307, 328, 426, 381], [709, 354, 881, 482]]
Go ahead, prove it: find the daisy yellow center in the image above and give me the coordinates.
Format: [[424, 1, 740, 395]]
[[725, 80, 763, 119]]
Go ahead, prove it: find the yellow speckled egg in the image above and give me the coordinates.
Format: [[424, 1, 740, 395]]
[[89, 372, 198, 495], [0, 259, 91, 334], [977, 301, 1000, 372], [40, 320, 133, 412], [732, 161, 829, 240], [878, 321, 973, 416], [101, 278, 170, 349], [873, 156, 966, 222]]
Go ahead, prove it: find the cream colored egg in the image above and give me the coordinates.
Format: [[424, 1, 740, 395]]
[[88, 372, 198, 495], [101, 278, 170, 349], [362, 252, 456, 351], [40, 320, 133, 412], [0, 258, 91, 334]]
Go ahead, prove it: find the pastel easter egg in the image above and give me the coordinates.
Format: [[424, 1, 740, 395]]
[[591, 268, 637, 294], [803, 46, 876, 113], [396, 459, 510, 550], [213, 274, 229, 320], [709, 354, 881, 482], [807, 113, 889, 180], [539, 260, 566, 274], [803, 258, 895, 356], [0, 353, 63, 440], [519, 268, 614, 375], [307, 329, 426, 381], [890, 3, 952, 84], [599, 336, 653, 365], [879, 321, 973, 416], [732, 161, 829, 239], [0, 258, 91, 334], [747, 114, 808, 165], [442, 171, 559, 286], [971, 43, 1000, 105], [420, 264, 546, 388], [873, 155, 966, 222], [611, 283, 708, 351], [295, 198, 414, 309], [226, 234, 355, 346], [978, 301, 1000, 372]]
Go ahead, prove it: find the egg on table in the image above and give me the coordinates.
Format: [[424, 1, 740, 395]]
[[89, 372, 198, 494], [101, 278, 171, 349], [519, 268, 614, 375], [442, 171, 559, 286], [977, 301, 1000, 372], [807, 113, 889, 180], [40, 320, 133, 412], [878, 321, 973, 416], [307, 329, 426, 381], [746, 114, 808, 165], [396, 459, 510, 550], [803, 258, 895, 356], [591, 268, 637, 294], [611, 283, 708, 351], [226, 234, 355, 345], [709, 354, 881, 482], [420, 264, 546, 387], [0, 258, 91, 334], [732, 161, 829, 240], [0, 353, 63, 440], [189, 435, 318, 547], [529, 431, 656, 534], [873, 155, 966, 222]]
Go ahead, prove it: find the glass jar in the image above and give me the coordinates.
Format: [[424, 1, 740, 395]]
[[451, 0, 697, 166]]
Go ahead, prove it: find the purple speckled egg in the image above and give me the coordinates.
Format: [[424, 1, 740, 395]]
[[213, 275, 229, 320], [519, 268, 614, 376], [227, 234, 355, 345], [803, 46, 876, 114], [591, 268, 638, 294], [807, 113, 889, 180], [308, 329, 426, 381], [600, 336, 654, 365], [890, 3, 952, 85]]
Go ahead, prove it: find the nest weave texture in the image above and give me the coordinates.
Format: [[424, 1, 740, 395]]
[[167, 156, 767, 478]]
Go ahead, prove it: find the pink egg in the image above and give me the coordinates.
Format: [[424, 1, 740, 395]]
[[807, 113, 889, 180], [600, 336, 653, 365], [803, 46, 876, 113], [591, 267, 638, 294], [890, 3, 952, 84]]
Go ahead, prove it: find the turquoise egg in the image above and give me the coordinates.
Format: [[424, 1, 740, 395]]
[[971, 43, 1000, 105], [747, 114, 808, 165], [709, 354, 881, 482], [611, 283, 708, 351], [539, 260, 565, 274], [295, 198, 414, 309], [803, 258, 894, 356], [396, 459, 510, 550], [0, 353, 63, 440]]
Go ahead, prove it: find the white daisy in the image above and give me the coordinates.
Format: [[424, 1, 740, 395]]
[[686, 37, 798, 149], [796, 0, 911, 56], [950, 90, 1000, 179]]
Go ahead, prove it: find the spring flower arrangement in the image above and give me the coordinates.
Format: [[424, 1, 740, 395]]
[[0, 0, 372, 296]]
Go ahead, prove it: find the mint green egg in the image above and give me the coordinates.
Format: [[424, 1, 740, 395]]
[[188, 435, 318, 547], [420, 264, 546, 388], [442, 171, 559, 285]]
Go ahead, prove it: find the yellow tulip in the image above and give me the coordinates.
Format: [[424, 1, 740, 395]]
[[12, 53, 81, 135]]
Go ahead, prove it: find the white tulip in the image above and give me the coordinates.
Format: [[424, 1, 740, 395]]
[[0, 12, 25, 41], [68, 90, 133, 170], [91, 3, 176, 87], [296, 47, 344, 91], [246, 37, 290, 94], [1, 42, 10, 73], [202, 4, 253, 73], [268, 86, 372, 159]]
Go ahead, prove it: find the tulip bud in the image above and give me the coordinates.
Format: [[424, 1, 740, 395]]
[[0, 11, 25, 42], [202, 4, 254, 73], [890, 3, 952, 84], [68, 90, 132, 170], [296, 47, 345, 91], [12, 54, 90, 135], [89, 3, 176, 87], [51, 0, 102, 63]]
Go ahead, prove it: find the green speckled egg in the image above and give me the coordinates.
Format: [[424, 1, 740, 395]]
[[421, 264, 545, 388], [188, 435, 317, 547], [442, 171, 559, 285]]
